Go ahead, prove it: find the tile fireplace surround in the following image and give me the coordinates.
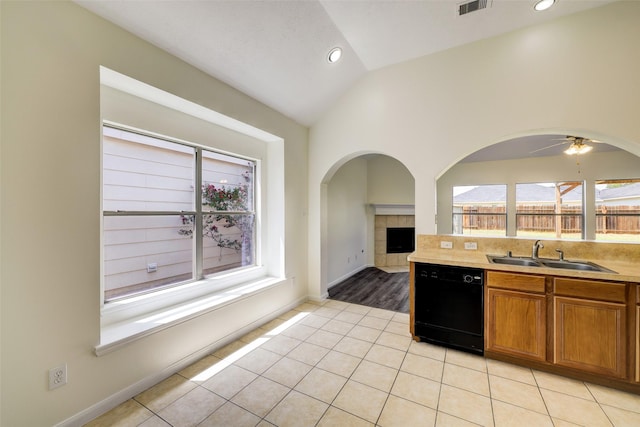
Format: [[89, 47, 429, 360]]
[[374, 214, 415, 268]]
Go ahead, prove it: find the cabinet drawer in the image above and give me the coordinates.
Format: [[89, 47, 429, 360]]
[[553, 278, 626, 303], [487, 271, 545, 293]]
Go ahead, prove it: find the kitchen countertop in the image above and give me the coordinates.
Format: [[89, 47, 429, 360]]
[[408, 235, 640, 283]]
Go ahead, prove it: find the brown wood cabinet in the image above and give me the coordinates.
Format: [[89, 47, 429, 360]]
[[485, 271, 547, 361], [553, 278, 627, 379], [637, 286, 640, 382]]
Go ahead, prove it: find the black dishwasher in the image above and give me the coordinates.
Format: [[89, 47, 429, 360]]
[[414, 263, 484, 355]]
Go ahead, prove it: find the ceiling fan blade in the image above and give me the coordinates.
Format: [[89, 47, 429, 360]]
[[529, 141, 567, 154]]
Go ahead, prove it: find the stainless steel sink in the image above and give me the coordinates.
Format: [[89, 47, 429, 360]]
[[539, 259, 617, 273], [486, 255, 542, 267], [486, 254, 616, 273]]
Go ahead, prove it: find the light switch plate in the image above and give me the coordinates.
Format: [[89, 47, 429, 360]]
[[464, 242, 478, 250], [440, 241, 453, 249]]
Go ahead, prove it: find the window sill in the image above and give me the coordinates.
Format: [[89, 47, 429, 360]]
[[95, 275, 286, 356]]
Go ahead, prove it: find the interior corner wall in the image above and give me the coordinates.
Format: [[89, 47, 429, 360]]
[[436, 150, 640, 235], [327, 158, 368, 286], [309, 1, 640, 298], [0, 2, 308, 426], [367, 155, 414, 205]]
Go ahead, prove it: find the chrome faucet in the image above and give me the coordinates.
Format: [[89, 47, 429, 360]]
[[556, 248, 564, 261], [532, 240, 544, 259]]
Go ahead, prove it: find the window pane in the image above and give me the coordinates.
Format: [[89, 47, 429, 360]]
[[453, 185, 506, 235], [202, 213, 255, 274], [596, 179, 640, 242], [202, 150, 254, 212], [103, 215, 194, 301], [103, 128, 195, 211], [516, 182, 583, 239]]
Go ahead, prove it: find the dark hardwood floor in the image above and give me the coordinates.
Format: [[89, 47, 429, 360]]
[[328, 267, 409, 313]]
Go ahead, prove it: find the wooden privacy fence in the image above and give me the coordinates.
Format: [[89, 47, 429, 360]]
[[455, 205, 640, 234]]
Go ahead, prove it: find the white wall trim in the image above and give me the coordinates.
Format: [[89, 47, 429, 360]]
[[54, 296, 308, 427]]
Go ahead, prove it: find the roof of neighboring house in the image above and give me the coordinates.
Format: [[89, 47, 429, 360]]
[[454, 183, 584, 204], [597, 182, 640, 200]]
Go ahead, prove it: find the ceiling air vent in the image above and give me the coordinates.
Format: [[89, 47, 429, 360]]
[[458, 0, 489, 16]]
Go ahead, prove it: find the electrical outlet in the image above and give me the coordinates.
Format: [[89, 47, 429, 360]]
[[147, 263, 157, 273], [49, 364, 67, 390], [440, 241, 453, 249], [464, 242, 478, 250]]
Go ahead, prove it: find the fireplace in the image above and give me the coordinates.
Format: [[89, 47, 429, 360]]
[[386, 227, 415, 253], [374, 213, 415, 268]]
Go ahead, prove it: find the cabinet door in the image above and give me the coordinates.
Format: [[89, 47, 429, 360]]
[[637, 305, 639, 383], [486, 288, 546, 361], [554, 296, 626, 378]]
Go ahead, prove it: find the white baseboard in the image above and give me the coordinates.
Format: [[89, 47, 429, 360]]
[[55, 296, 307, 427], [327, 263, 373, 290]]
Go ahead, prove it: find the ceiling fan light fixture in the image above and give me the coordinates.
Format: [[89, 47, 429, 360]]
[[534, 0, 556, 11], [564, 143, 593, 155], [327, 47, 342, 64]]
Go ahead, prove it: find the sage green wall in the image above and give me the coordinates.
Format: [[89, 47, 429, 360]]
[[0, 2, 308, 425]]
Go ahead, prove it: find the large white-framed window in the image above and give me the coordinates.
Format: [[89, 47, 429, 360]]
[[103, 125, 257, 302], [452, 185, 507, 236], [98, 67, 285, 354]]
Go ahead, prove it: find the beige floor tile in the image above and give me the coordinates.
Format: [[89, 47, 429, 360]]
[[263, 356, 313, 388], [540, 388, 612, 426], [295, 367, 348, 403], [533, 370, 593, 400], [314, 306, 342, 318], [601, 404, 640, 427], [306, 329, 343, 349], [287, 342, 330, 365], [293, 302, 321, 313], [551, 419, 584, 427], [376, 331, 412, 351], [333, 380, 389, 423], [138, 415, 171, 427], [442, 363, 489, 396], [489, 375, 546, 413], [300, 313, 331, 328], [351, 360, 399, 392], [359, 315, 390, 330], [336, 310, 367, 324], [392, 312, 410, 323], [316, 350, 362, 377], [262, 317, 288, 332], [435, 411, 479, 426], [401, 352, 444, 382], [84, 399, 154, 427], [384, 320, 411, 337], [231, 376, 290, 418], [344, 304, 371, 315], [199, 401, 261, 427], [259, 334, 302, 355], [445, 349, 487, 373], [178, 355, 222, 380], [201, 364, 257, 399], [134, 374, 198, 413], [334, 336, 373, 358], [365, 344, 406, 369], [438, 384, 493, 426], [317, 406, 374, 427], [157, 386, 225, 427], [587, 383, 640, 413], [486, 358, 536, 386], [213, 339, 249, 359], [347, 325, 382, 342], [239, 326, 269, 343], [492, 400, 553, 427], [234, 347, 282, 374], [280, 323, 317, 341], [367, 307, 396, 320], [265, 390, 329, 427], [322, 318, 356, 335], [323, 299, 350, 310], [378, 395, 437, 427], [408, 340, 446, 361], [391, 371, 441, 409], [277, 309, 305, 321]]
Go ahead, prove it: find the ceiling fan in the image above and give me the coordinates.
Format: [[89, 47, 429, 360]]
[[530, 135, 601, 156]]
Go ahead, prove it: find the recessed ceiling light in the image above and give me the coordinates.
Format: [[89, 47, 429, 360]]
[[534, 0, 556, 11], [327, 47, 342, 64]]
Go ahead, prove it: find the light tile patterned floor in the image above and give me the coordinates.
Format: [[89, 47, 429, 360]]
[[85, 300, 640, 427]]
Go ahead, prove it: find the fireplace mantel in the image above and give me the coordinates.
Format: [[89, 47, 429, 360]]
[[370, 204, 415, 215]]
